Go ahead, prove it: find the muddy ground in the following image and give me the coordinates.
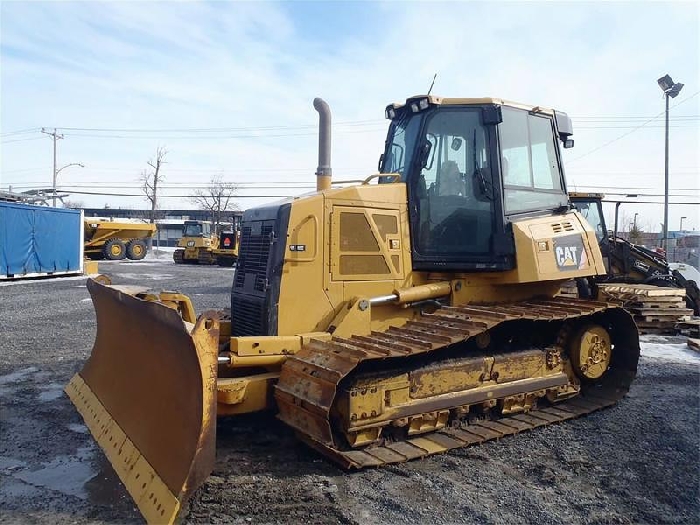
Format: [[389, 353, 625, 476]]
[[1, 255, 698, 524]]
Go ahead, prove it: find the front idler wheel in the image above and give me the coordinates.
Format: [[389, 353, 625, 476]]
[[569, 324, 612, 380]]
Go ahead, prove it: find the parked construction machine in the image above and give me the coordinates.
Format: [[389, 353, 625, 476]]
[[84, 219, 156, 260], [570, 192, 699, 315], [66, 96, 640, 524], [173, 220, 239, 266]]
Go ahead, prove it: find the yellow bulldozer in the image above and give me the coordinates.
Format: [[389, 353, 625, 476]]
[[66, 96, 640, 524], [173, 220, 239, 266]]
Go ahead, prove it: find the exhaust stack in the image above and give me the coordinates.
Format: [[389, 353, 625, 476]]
[[314, 98, 332, 191]]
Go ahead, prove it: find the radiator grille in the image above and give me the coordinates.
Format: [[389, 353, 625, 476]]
[[231, 294, 265, 337], [234, 221, 275, 291], [232, 219, 276, 336]]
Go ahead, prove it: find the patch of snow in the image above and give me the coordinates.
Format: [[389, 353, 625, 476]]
[[0, 276, 88, 288], [0, 367, 39, 385], [118, 272, 174, 281], [640, 339, 699, 365]]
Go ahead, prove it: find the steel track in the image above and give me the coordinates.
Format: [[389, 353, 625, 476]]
[[275, 297, 640, 468]]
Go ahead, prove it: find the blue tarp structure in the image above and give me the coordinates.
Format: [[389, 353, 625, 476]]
[[0, 202, 83, 278]]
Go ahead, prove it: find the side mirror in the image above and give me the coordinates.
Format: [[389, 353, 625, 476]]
[[563, 139, 574, 149], [377, 153, 384, 172]]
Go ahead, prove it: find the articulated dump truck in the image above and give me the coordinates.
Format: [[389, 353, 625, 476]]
[[84, 219, 156, 260], [66, 96, 640, 523]]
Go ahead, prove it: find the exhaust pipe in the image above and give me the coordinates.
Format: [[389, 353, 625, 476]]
[[314, 98, 332, 191]]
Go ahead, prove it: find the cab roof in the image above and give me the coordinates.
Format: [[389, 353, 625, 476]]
[[569, 192, 606, 200], [389, 95, 556, 116]]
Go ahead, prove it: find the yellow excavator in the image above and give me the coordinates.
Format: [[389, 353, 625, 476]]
[[66, 96, 640, 524]]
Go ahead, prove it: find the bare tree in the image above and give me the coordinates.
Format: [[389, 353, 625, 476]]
[[141, 146, 167, 224], [190, 175, 239, 233], [62, 199, 85, 209]]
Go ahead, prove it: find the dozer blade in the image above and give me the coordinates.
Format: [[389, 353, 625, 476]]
[[65, 279, 219, 524]]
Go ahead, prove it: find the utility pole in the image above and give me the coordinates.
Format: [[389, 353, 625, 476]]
[[41, 128, 64, 207]]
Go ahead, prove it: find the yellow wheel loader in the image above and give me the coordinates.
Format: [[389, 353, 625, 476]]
[[66, 96, 640, 524]]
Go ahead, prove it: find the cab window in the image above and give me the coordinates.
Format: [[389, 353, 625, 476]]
[[184, 223, 203, 237], [573, 200, 606, 242], [500, 108, 567, 214]]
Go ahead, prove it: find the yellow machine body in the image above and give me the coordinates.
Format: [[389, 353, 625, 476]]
[[174, 221, 239, 266], [84, 219, 156, 260], [174, 220, 218, 265], [66, 96, 640, 524]]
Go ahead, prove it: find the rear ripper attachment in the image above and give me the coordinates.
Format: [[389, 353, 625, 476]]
[[275, 297, 639, 467], [65, 280, 220, 523]]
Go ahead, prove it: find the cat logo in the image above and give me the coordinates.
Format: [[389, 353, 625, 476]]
[[553, 234, 589, 271]]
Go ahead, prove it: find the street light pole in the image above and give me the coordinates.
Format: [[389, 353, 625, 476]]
[[54, 163, 85, 205], [663, 92, 669, 251], [657, 74, 684, 252]]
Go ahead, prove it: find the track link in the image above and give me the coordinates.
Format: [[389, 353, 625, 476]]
[[275, 297, 639, 468]]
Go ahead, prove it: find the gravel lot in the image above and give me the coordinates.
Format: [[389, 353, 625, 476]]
[[1, 255, 698, 524]]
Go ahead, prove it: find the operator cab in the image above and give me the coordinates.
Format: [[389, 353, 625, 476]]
[[570, 193, 608, 243], [183, 220, 211, 238], [569, 193, 610, 261], [379, 96, 574, 272]]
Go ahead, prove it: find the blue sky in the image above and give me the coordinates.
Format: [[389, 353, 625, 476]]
[[1, 0, 698, 233]]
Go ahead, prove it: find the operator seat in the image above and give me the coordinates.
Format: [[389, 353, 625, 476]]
[[439, 161, 466, 196]]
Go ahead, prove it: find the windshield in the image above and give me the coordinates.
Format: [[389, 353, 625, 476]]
[[380, 113, 422, 179], [572, 200, 606, 241], [183, 223, 203, 237]]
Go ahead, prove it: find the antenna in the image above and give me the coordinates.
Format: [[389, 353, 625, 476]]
[[427, 73, 437, 96]]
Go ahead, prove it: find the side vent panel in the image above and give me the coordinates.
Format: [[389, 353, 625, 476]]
[[331, 207, 404, 281]]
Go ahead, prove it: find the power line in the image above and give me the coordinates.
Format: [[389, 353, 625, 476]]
[[571, 185, 699, 191], [58, 188, 700, 204], [576, 124, 697, 129], [0, 166, 52, 174], [0, 128, 42, 138], [565, 90, 700, 164], [1, 136, 47, 144], [60, 125, 387, 140], [56, 189, 300, 198], [570, 114, 699, 120], [3, 113, 697, 138], [53, 119, 385, 133]]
